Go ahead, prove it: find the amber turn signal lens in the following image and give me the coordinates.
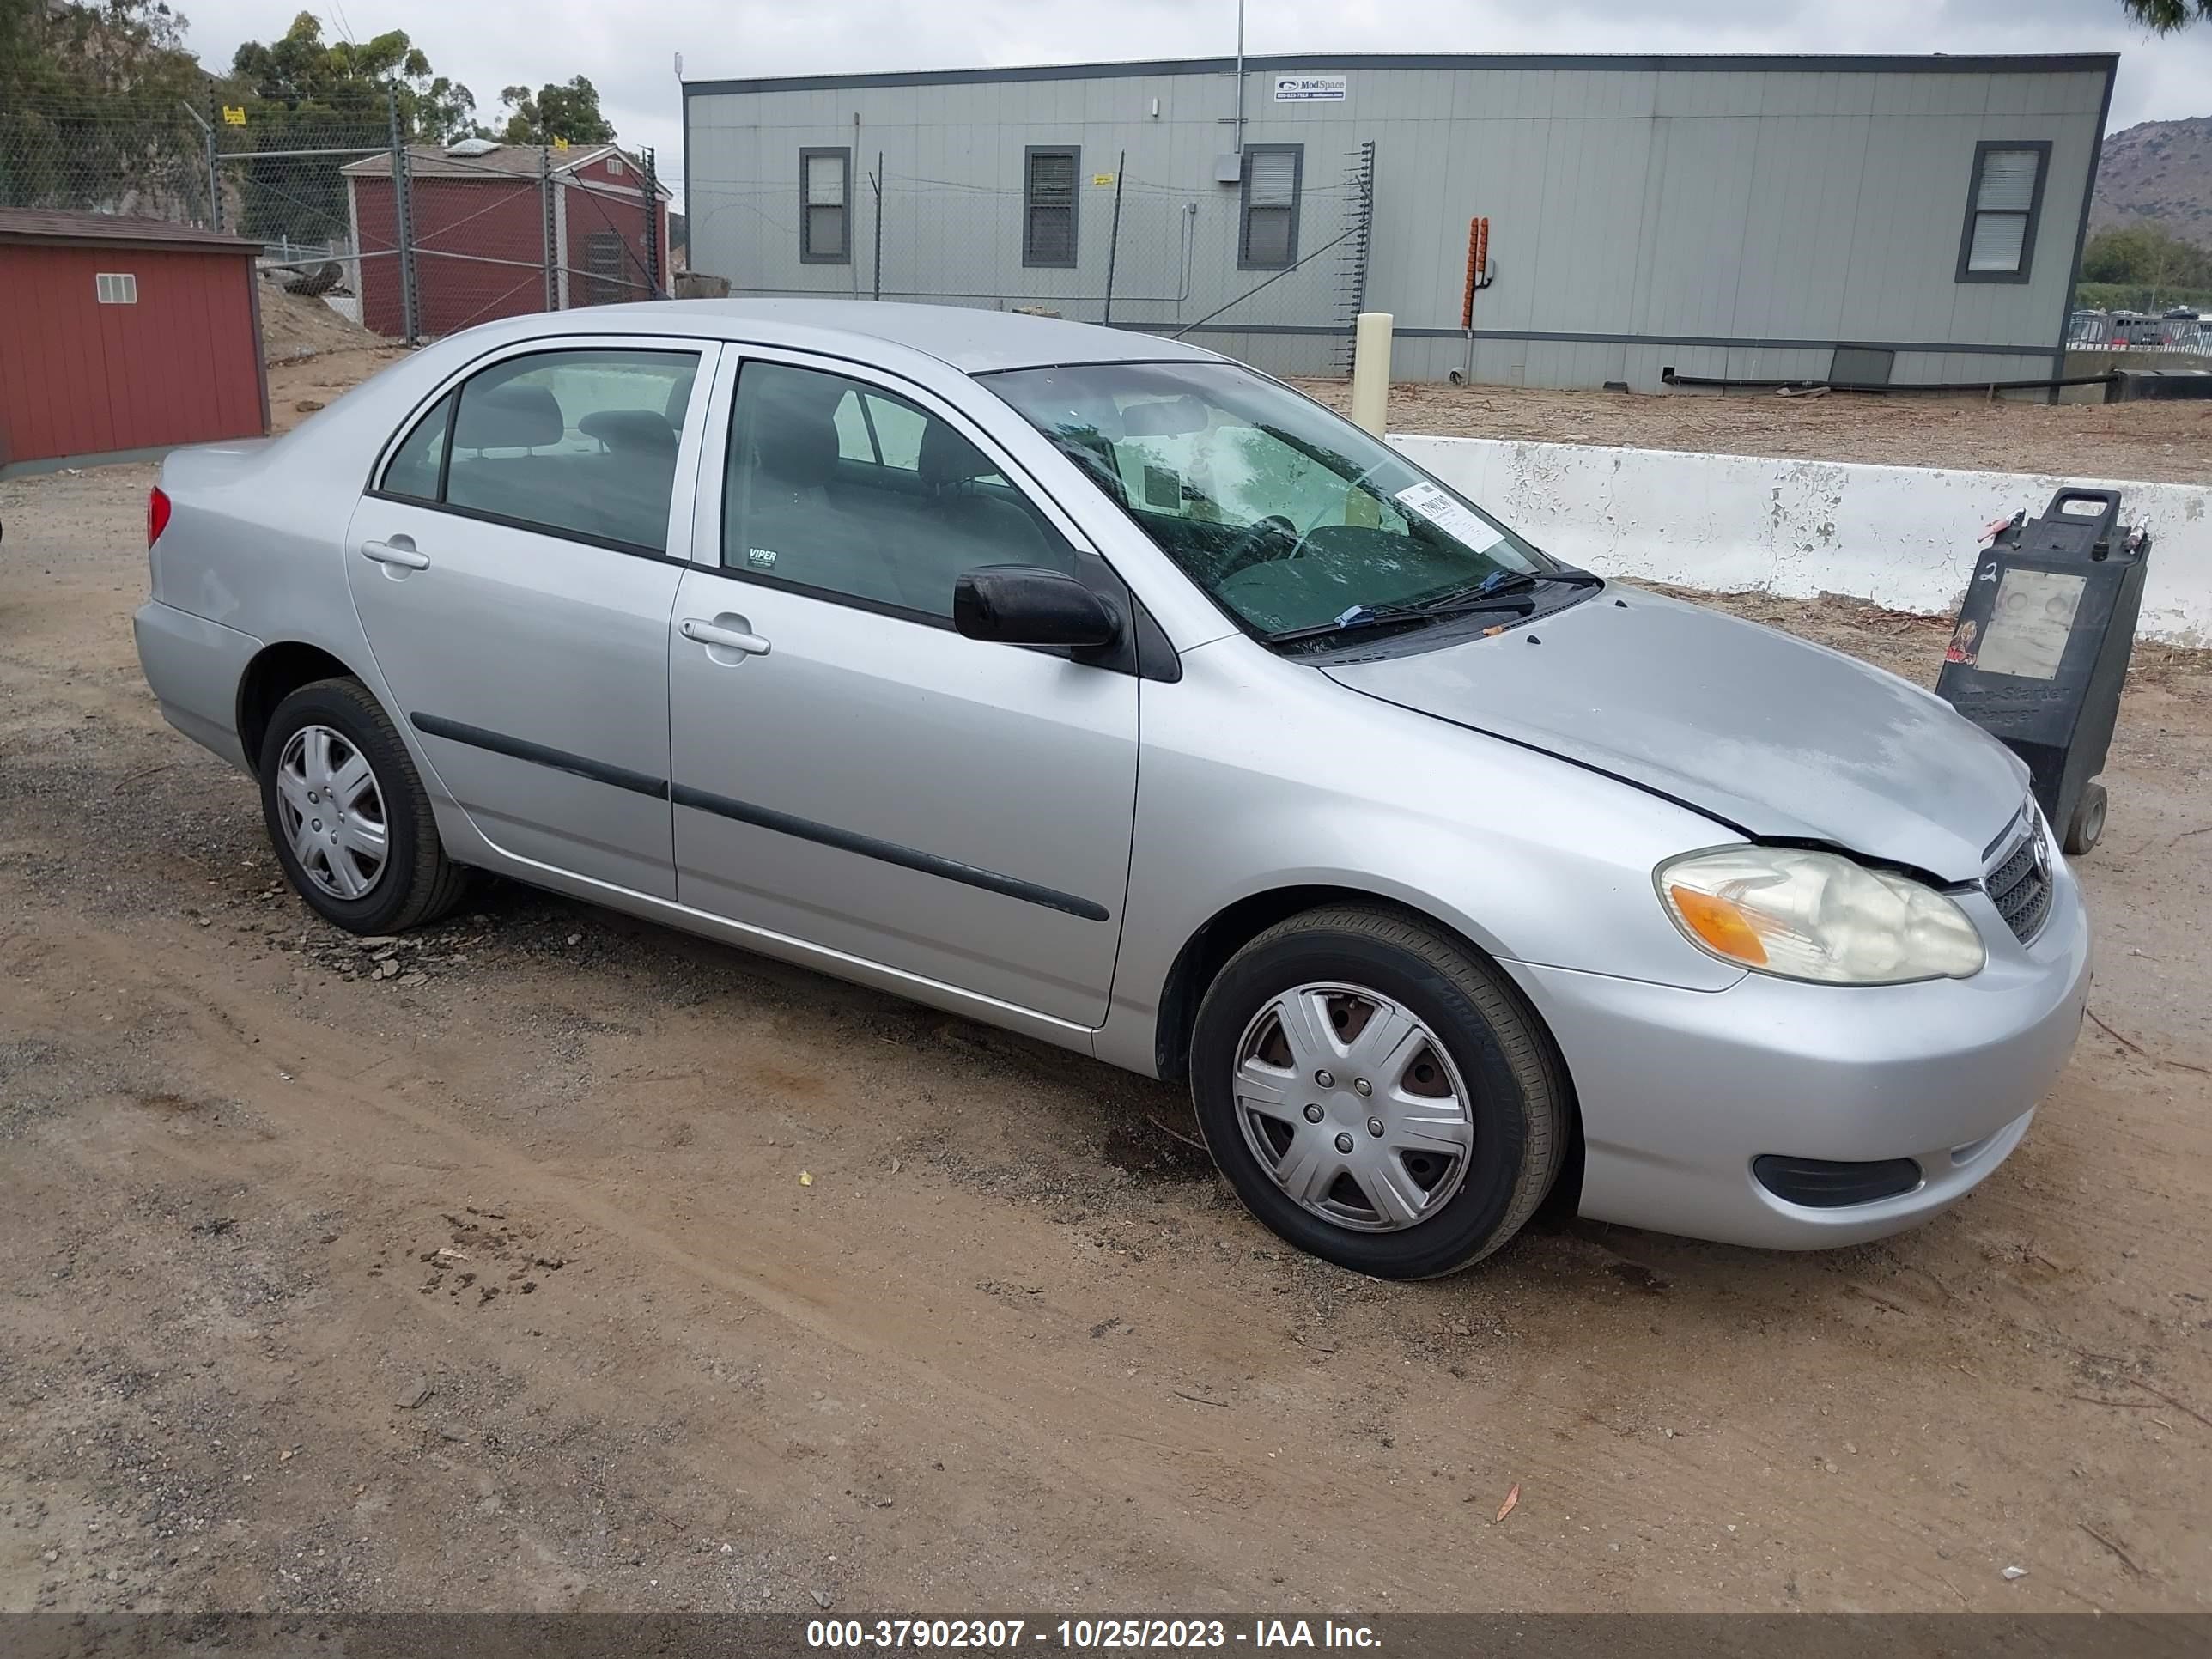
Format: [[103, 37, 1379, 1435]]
[[1667, 885, 1769, 966]]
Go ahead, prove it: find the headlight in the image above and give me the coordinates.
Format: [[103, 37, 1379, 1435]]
[[1656, 846, 1986, 985]]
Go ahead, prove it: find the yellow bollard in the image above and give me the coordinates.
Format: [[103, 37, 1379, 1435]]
[[1348, 311, 1394, 437]]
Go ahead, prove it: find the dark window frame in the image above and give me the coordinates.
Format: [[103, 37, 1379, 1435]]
[[365, 345, 702, 562], [1954, 139, 2051, 286], [1238, 143, 1304, 271], [799, 145, 853, 265], [1022, 144, 1079, 270]]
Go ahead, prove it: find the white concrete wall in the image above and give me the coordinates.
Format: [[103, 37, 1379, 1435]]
[[1390, 434, 2212, 645]]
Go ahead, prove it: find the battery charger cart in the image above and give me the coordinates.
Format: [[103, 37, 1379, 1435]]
[[1934, 488, 2151, 857]]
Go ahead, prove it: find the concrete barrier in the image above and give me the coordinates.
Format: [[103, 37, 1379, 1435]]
[[1389, 434, 2212, 646]]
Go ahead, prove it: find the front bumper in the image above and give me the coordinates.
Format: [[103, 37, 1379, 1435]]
[[1504, 854, 2091, 1250]]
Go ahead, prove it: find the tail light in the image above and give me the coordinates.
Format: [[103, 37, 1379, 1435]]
[[147, 485, 173, 547]]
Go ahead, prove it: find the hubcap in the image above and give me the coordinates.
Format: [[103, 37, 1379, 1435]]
[[1231, 982, 1476, 1233], [275, 725, 388, 902]]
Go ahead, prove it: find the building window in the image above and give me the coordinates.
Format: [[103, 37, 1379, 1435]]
[[605, 155, 625, 177], [95, 272, 137, 304], [1956, 141, 2050, 284], [1024, 145, 1079, 269], [1239, 145, 1303, 270], [800, 147, 851, 264]]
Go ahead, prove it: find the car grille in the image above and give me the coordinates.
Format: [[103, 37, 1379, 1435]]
[[1985, 814, 2053, 944]]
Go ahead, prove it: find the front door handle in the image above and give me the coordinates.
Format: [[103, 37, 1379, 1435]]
[[680, 617, 772, 657], [361, 537, 429, 570]]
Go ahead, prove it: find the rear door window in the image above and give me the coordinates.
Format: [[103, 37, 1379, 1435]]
[[380, 347, 701, 554]]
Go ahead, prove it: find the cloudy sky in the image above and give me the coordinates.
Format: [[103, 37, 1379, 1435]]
[[176, 0, 2210, 205]]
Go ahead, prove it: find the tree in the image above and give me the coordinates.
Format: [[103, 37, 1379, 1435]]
[[230, 12, 476, 143], [498, 76, 614, 147], [223, 12, 477, 241], [0, 0, 210, 215], [2081, 223, 2212, 292], [2118, 1, 2212, 27]]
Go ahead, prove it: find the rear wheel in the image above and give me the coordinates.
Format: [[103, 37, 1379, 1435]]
[[258, 678, 466, 933], [1189, 906, 1568, 1279]]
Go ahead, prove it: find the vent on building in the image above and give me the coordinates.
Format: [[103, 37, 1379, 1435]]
[[1829, 345, 1896, 386], [444, 137, 501, 157], [605, 155, 625, 176], [95, 272, 137, 304]]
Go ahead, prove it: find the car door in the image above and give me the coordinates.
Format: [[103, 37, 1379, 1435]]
[[665, 349, 1139, 1028], [347, 338, 714, 898]]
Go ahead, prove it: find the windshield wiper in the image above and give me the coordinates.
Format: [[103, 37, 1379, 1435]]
[[1474, 565, 1607, 597], [1259, 564, 1604, 647], [1261, 592, 1536, 646]]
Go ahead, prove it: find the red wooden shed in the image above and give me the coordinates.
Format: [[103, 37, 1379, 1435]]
[[0, 209, 268, 477]]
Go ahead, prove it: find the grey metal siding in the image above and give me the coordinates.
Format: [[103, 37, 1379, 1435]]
[[684, 52, 2113, 389]]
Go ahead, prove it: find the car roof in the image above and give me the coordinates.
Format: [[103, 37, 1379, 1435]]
[[506, 297, 1229, 375]]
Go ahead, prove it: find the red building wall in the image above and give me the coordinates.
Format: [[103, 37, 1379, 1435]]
[[0, 240, 265, 470], [559, 157, 667, 308], [351, 158, 668, 341], [353, 174, 550, 339]]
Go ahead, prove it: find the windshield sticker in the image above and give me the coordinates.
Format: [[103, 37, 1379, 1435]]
[[1392, 481, 1496, 548], [747, 547, 779, 569]]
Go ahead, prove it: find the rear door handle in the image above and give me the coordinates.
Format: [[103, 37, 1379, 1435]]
[[361, 537, 429, 570], [680, 617, 772, 657]]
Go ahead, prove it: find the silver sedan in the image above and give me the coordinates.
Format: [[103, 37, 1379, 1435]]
[[133, 301, 2089, 1278]]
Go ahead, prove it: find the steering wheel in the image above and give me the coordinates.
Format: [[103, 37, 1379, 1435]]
[[1214, 515, 1305, 581]]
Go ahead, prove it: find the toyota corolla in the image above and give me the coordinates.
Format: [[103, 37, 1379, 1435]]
[[133, 300, 2089, 1278]]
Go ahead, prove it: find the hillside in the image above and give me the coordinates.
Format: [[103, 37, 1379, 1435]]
[[2091, 115, 2212, 249]]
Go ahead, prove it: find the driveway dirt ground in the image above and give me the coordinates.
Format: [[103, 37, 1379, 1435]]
[[3, 454, 2209, 1620]]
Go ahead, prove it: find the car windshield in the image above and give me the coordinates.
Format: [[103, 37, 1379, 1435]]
[[984, 360, 1572, 641]]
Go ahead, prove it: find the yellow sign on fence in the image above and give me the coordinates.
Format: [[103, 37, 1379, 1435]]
[[1091, 173, 1115, 187], [221, 106, 246, 125]]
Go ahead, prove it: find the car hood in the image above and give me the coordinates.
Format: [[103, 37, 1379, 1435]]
[[1322, 588, 2028, 883]]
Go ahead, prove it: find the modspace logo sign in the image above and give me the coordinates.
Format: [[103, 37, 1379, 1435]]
[[1273, 73, 1347, 102]]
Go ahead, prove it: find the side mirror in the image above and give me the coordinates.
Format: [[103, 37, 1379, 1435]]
[[953, 566, 1121, 649]]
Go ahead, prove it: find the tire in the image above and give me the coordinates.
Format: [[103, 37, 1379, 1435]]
[[1189, 905, 1568, 1279], [2063, 780, 2106, 857], [258, 677, 467, 934]]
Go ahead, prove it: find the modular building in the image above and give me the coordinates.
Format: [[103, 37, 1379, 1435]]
[[0, 208, 267, 477], [682, 51, 2116, 390]]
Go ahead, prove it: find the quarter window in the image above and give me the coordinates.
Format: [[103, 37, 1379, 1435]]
[[379, 348, 699, 553], [1239, 146, 1303, 270], [723, 361, 1074, 619], [1957, 142, 2049, 283], [381, 392, 453, 501], [1023, 146, 1079, 268], [800, 147, 851, 264]]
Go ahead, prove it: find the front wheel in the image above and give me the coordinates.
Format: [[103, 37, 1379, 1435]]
[[258, 677, 467, 934], [1189, 906, 1569, 1279]]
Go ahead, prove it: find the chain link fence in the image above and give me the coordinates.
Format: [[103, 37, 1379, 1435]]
[[2, 91, 665, 346], [689, 143, 1378, 379]]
